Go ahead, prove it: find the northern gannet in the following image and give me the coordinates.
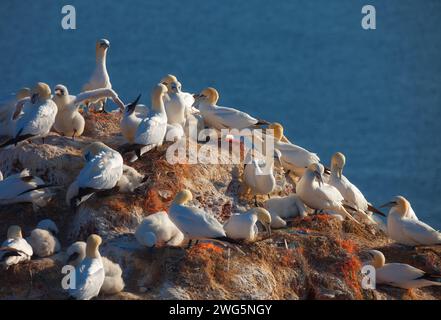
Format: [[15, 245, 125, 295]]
[[135, 211, 185, 247], [68, 234, 105, 300], [366, 250, 441, 289], [328, 152, 385, 223], [53, 84, 125, 138], [119, 84, 168, 160], [120, 94, 144, 143], [164, 81, 188, 127], [82, 39, 112, 112], [26, 219, 61, 258], [65, 241, 125, 295], [66, 142, 123, 208], [297, 163, 360, 224], [381, 196, 441, 246], [0, 225, 33, 269], [242, 151, 279, 206], [0, 82, 57, 148], [264, 195, 308, 228], [0, 169, 54, 211], [269, 123, 320, 177], [161, 74, 195, 108], [193, 87, 268, 130], [168, 190, 238, 244], [0, 88, 30, 137], [223, 208, 272, 242]]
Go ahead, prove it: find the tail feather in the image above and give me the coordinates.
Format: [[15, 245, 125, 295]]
[[255, 119, 270, 126], [418, 273, 441, 283], [16, 184, 59, 196], [0, 133, 35, 149], [213, 236, 241, 245], [125, 94, 141, 116]]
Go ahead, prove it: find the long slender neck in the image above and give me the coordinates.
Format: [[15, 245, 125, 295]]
[[86, 245, 100, 259], [330, 163, 340, 178], [96, 50, 107, 69], [152, 94, 166, 114]]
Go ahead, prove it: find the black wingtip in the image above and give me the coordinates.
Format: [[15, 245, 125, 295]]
[[126, 94, 142, 116], [367, 204, 386, 217], [214, 236, 241, 245], [418, 273, 441, 283], [256, 119, 270, 126]]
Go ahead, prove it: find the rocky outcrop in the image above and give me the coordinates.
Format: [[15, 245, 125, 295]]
[[0, 113, 440, 300]]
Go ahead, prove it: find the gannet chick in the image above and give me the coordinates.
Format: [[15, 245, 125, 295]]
[[119, 84, 168, 160], [0, 169, 54, 211], [224, 208, 272, 242], [53, 84, 125, 138], [26, 219, 61, 258], [366, 250, 441, 289], [82, 39, 112, 112], [297, 163, 360, 224], [168, 190, 238, 244], [264, 195, 308, 228], [194, 87, 268, 130], [65, 241, 125, 295], [0, 225, 33, 269], [242, 151, 279, 206], [66, 142, 123, 208], [0, 88, 31, 137], [328, 152, 385, 223], [269, 123, 320, 177], [68, 234, 105, 300], [116, 165, 146, 193], [0, 82, 57, 148], [381, 196, 441, 246], [135, 211, 184, 247]]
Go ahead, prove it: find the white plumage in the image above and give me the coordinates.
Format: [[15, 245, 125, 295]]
[[384, 196, 441, 246], [194, 87, 264, 130], [264, 195, 308, 228], [297, 163, 360, 224], [66, 240, 125, 295], [269, 123, 319, 177], [367, 250, 441, 289], [0, 169, 53, 210], [0, 226, 33, 268], [66, 142, 123, 208], [169, 190, 227, 241], [223, 208, 272, 241], [0, 88, 30, 137], [68, 235, 105, 300], [53, 84, 124, 138], [116, 165, 146, 193], [26, 219, 61, 258], [0, 83, 57, 149], [82, 39, 112, 112], [135, 211, 184, 247]]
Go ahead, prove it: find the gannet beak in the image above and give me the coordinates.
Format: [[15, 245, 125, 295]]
[[266, 224, 272, 237], [31, 93, 38, 104], [55, 89, 63, 96], [379, 201, 396, 209], [315, 171, 324, 186], [324, 166, 331, 175]]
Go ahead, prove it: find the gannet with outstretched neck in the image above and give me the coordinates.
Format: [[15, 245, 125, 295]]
[[68, 234, 105, 300], [366, 250, 441, 289], [297, 163, 360, 224], [82, 39, 112, 112], [66, 142, 123, 208], [0, 225, 33, 268], [381, 196, 441, 246], [194, 87, 268, 130], [53, 84, 125, 138], [0, 82, 57, 149]]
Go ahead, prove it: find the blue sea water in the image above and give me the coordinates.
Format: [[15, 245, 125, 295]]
[[0, 0, 440, 228]]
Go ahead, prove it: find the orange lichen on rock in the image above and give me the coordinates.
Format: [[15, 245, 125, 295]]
[[188, 242, 224, 256], [337, 239, 358, 254], [339, 255, 363, 299], [144, 189, 168, 213]]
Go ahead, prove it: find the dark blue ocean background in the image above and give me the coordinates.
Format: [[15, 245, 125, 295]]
[[0, 0, 440, 228]]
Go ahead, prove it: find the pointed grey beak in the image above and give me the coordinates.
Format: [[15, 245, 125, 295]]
[[379, 201, 397, 209], [55, 89, 63, 96], [264, 223, 272, 237]]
